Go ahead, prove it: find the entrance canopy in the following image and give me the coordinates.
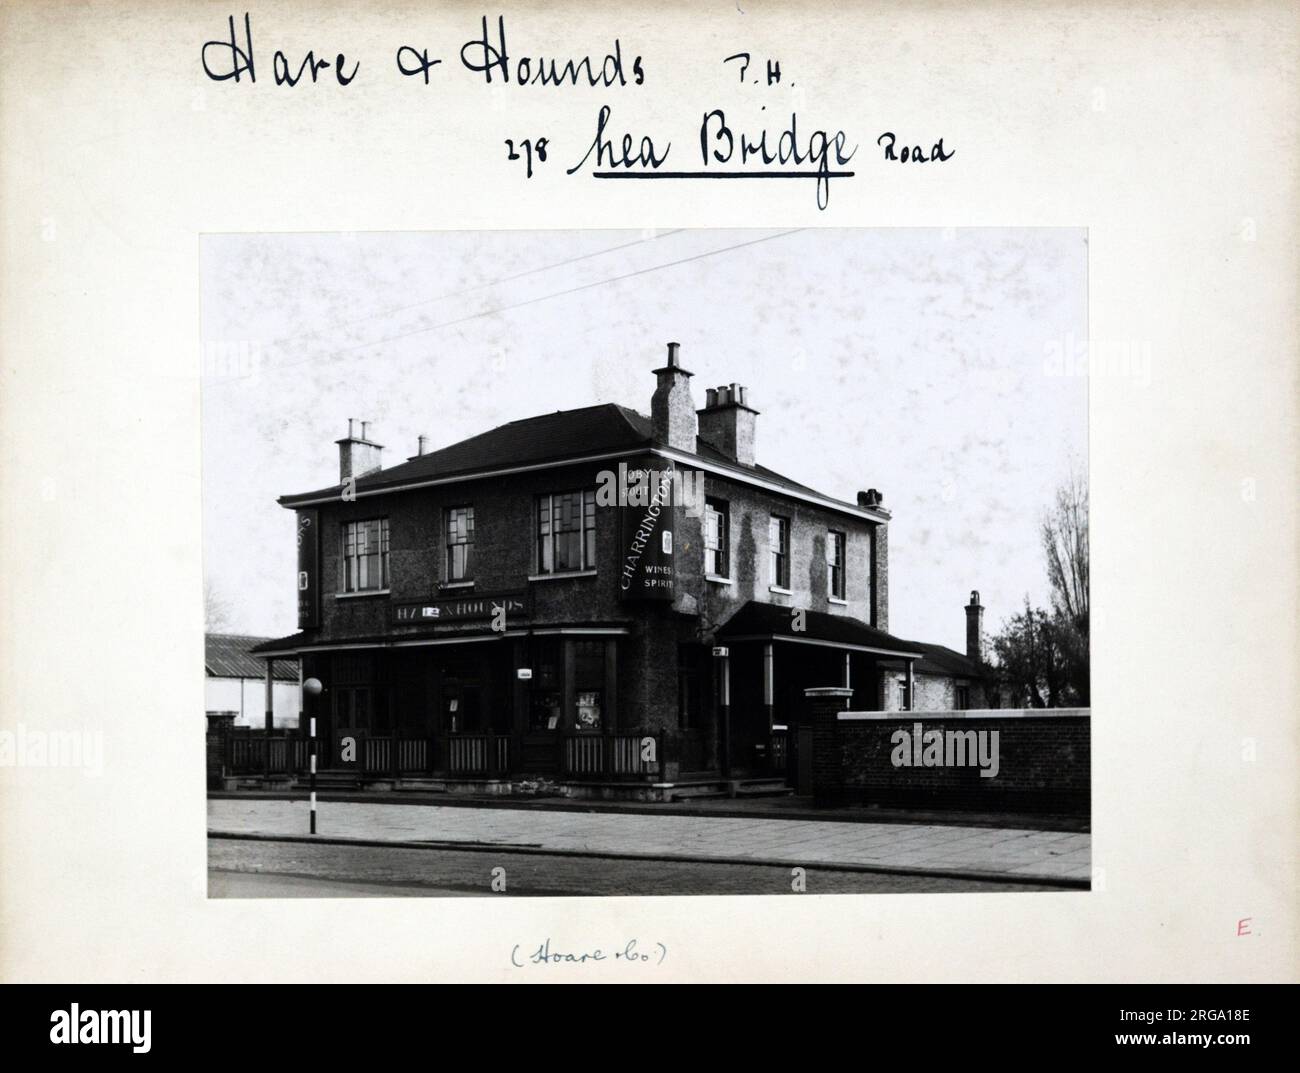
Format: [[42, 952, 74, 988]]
[[716, 601, 925, 659]]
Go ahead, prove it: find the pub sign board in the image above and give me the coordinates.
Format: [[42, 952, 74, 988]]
[[618, 468, 678, 601], [391, 591, 531, 627], [296, 510, 320, 628]]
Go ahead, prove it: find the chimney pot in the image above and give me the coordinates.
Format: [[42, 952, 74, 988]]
[[651, 342, 696, 452], [336, 420, 384, 483], [965, 590, 986, 662], [697, 380, 758, 466]]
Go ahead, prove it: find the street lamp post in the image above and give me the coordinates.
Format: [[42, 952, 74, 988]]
[[302, 677, 324, 834]]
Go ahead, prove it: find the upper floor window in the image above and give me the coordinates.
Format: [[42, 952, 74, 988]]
[[445, 506, 475, 582], [536, 490, 596, 574], [769, 514, 791, 589], [340, 518, 389, 593], [827, 529, 846, 600], [955, 684, 971, 711], [704, 498, 729, 578]]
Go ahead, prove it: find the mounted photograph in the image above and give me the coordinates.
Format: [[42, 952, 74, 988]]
[[202, 228, 1090, 897]]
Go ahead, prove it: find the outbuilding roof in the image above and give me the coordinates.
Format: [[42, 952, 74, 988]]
[[206, 634, 300, 679], [717, 601, 926, 658], [911, 642, 991, 679]]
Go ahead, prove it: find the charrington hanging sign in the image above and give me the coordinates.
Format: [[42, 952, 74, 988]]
[[618, 468, 678, 601]]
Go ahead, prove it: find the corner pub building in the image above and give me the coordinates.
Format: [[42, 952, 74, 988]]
[[248, 344, 999, 799]]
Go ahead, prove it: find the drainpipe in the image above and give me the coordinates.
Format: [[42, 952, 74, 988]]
[[719, 652, 732, 781], [763, 642, 775, 731]]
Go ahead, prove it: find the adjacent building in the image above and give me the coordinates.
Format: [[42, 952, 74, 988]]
[[251, 344, 1000, 793], [205, 633, 300, 728]]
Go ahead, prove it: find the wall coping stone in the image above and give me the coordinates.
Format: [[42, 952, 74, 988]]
[[839, 707, 1090, 721]]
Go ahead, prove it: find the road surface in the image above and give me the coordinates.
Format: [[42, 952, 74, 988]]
[[208, 837, 1068, 897]]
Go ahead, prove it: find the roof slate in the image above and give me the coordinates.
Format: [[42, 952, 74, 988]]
[[716, 601, 925, 656], [912, 642, 991, 679], [206, 634, 300, 679], [278, 403, 862, 511]]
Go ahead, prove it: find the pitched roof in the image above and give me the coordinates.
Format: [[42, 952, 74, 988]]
[[278, 403, 867, 513], [716, 601, 925, 657], [281, 403, 651, 504], [206, 634, 299, 679], [912, 642, 990, 679]]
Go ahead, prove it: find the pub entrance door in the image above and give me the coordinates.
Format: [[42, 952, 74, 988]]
[[332, 685, 372, 770], [436, 652, 486, 736]]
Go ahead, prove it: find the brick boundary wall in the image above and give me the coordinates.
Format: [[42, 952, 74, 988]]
[[807, 689, 1090, 815]]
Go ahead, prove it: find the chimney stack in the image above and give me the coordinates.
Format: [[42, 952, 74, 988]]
[[697, 380, 758, 467], [965, 590, 984, 662], [417, 435, 430, 456], [651, 341, 696, 452], [335, 419, 384, 483], [857, 489, 884, 508]]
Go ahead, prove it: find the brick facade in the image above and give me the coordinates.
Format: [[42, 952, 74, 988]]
[[255, 349, 1008, 787]]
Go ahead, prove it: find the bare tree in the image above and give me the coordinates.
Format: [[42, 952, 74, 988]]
[[1042, 466, 1089, 630], [990, 469, 1091, 707], [204, 578, 232, 633]]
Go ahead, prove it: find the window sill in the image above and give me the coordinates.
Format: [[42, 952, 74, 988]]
[[335, 589, 390, 600], [438, 581, 475, 590], [768, 585, 793, 595], [528, 569, 598, 582], [828, 596, 849, 606], [706, 575, 734, 586]]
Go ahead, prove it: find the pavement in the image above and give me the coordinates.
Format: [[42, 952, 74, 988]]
[[208, 788, 1088, 832], [208, 798, 1092, 886]]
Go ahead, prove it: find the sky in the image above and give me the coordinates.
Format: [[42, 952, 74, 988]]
[[200, 228, 1087, 652]]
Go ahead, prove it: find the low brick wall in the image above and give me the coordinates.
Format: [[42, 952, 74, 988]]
[[811, 702, 1090, 815]]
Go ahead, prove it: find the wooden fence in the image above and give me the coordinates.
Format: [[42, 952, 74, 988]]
[[220, 730, 661, 782]]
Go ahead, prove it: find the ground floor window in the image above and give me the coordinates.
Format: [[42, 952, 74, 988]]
[[573, 639, 605, 731], [525, 637, 611, 733]]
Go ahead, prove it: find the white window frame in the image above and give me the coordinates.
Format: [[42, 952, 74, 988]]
[[444, 505, 475, 584], [535, 490, 597, 575], [339, 517, 389, 594], [769, 514, 791, 591]]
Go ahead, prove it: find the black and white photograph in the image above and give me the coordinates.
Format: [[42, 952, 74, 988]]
[[202, 228, 1091, 897], [4, 0, 1295, 1020]]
